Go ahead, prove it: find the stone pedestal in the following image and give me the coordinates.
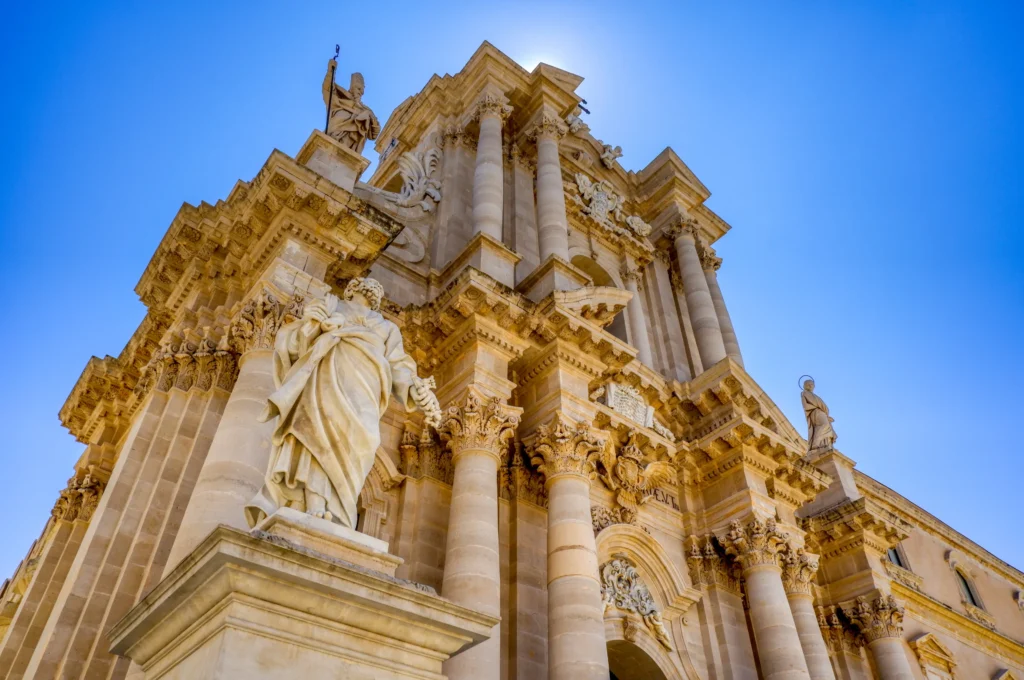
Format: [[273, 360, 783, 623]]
[[296, 129, 372, 192], [109, 513, 498, 680], [517, 255, 591, 302]]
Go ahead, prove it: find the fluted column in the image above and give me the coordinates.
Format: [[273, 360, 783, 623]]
[[701, 249, 743, 366], [438, 392, 520, 680], [724, 518, 812, 680], [528, 414, 610, 680], [849, 595, 914, 680], [621, 261, 654, 366], [165, 290, 302, 571], [669, 220, 726, 367], [532, 114, 571, 262], [781, 549, 835, 680], [472, 93, 512, 241]]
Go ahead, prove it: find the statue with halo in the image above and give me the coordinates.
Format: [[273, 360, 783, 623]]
[[245, 278, 441, 530]]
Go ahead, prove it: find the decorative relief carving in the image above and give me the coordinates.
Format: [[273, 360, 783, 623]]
[[135, 337, 238, 398], [473, 92, 513, 122], [847, 594, 905, 642], [600, 554, 673, 650], [593, 383, 675, 442], [600, 144, 623, 168], [780, 547, 819, 595], [51, 472, 106, 523], [818, 605, 863, 653], [565, 108, 590, 135], [594, 431, 676, 525], [501, 443, 548, 508], [229, 289, 305, 354], [527, 113, 568, 141], [723, 517, 788, 570], [569, 174, 650, 240], [527, 414, 608, 481], [962, 601, 997, 630], [687, 536, 742, 594], [438, 392, 519, 461], [442, 124, 467, 148], [882, 557, 924, 592]]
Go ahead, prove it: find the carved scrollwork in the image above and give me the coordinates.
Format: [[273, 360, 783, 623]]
[[569, 174, 650, 240], [780, 546, 819, 595], [722, 517, 788, 570], [600, 554, 673, 650], [439, 392, 519, 462], [527, 414, 609, 481], [135, 337, 239, 398], [847, 594, 905, 642], [229, 289, 305, 354]]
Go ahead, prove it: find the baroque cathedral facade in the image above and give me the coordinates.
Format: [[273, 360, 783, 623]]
[[1, 42, 1022, 680]]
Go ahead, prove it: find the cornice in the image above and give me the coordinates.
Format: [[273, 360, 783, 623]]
[[801, 497, 911, 561]]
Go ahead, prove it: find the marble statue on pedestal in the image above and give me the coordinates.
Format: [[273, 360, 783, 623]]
[[323, 59, 381, 154], [801, 378, 837, 453], [245, 278, 441, 530]]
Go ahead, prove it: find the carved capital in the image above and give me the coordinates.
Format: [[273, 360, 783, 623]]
[[780, 546, 819, 595], [686, 536, 742, 594], [620, 265, 643, 287], [722, 517, 788, 570], [699, 247, 722, 272], [51, 473, 106, 523], [818, 605, 863, 652], [442, 123, 467, 148], [229, 289, 305, 354], [473, 93, 513, 123], [847, 594, 905, 642], [527, 113, 568, 142], [438, 392, 520, 463], [669, 268, 685, 294], [135, 337, 239, 398], [527, 413, 608, 481]]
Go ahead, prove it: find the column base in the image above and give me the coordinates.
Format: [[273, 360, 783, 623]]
[[296, 129, 371, 192], [109, 516, 498, 680], [439, 232, 522, 289], [516, 255, 591, 302]]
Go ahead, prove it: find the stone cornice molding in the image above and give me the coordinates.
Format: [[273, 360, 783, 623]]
[[780, 546, 820, 595], [846, 593, 905, 642], [722, 517, 788, 571], [801, 496, 911, 560], [438, 391, 521, 463], [526, 413, 609, 482]]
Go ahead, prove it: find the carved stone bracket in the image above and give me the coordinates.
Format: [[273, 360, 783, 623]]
[[600, 553, 673, 650], [846, 594, 905, 642], [438, 392, 520, 463], [527, 414, 609, 481], [722, 517, 788, 570], [229, 289, 305, 354]]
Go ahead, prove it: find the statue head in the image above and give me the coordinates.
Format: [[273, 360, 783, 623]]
[[350, 72, 365, 99], [803, 379, 815, 392], [343, 277, 383, 311]]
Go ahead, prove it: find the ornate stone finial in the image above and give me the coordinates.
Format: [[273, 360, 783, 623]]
[[780, 546, 820, 595], [600, 144, 623, 168], [722, 517, 788, 570], [800, 377, 838, 454], [527, 113, 568, 141], [527, 413, 608, 481], [599, 554, 674, 650], [593, 431, 676, 525], [847, 594, 905, 642], [473, 92, 513, 123], [438, 392, 520, 462]]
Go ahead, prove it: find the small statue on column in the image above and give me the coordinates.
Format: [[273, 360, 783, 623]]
[[800, 376, 837, 454], [245, 278, 441, 530], [323, 58, 380, 154]]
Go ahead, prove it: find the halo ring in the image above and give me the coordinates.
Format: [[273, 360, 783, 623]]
[[798, 374, 815, 389]]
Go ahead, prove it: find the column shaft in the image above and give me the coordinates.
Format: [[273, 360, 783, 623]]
[[442, 449, 501, 680], [623, 270, 654, 366], [704, 266, 743, 365], [673, 231, 726, 367], [744, 565, 812, 680], [787, 593, 836, 680], [165, 349, 275, 570], [472, 112, 505, 241], [866, 638, 914, 680], [546, 474, 608, 680], [535, 133, 570, 262]]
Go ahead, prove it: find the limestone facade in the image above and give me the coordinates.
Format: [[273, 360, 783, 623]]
[[2, 41, 1023, 679]]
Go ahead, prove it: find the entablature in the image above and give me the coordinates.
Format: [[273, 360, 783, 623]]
[[802, 496, 911, 560]]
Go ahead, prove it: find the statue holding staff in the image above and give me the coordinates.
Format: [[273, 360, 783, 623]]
[[323, 58, 380, 154], [245, 278, 441, 529]]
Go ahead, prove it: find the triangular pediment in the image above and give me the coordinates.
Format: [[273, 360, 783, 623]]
[[908, 633, 957, 672]]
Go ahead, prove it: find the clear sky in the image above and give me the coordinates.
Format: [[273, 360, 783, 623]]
[[1, 1, 1021, 579]]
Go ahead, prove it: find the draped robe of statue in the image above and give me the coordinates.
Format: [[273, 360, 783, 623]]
[[323, 67, 380, 154], [245, 298, 417, 529], [802, 385, 837, 452]]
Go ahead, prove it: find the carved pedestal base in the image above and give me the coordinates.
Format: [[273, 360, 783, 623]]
[[109, 521, 498, 680], [516, 255, 591, 302], [297, 129, 371, 192]]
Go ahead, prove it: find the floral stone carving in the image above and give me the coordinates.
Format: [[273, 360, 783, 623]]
[[570, 174, 651, 240], [780, 547, 819, 596], [847, 594, 905, 642], [600, 554, 673, 650], [527, 413, 608, 481], [723, 517, 788, 570], [51, 472, 106, 523], [438, 392, 519, 462]]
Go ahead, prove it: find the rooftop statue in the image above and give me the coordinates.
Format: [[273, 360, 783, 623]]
[[801, 377, 837, 454], [323, 58, 381, 154], [245, 278, 442, 529]]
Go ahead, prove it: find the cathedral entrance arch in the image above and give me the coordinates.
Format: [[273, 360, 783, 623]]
[[608, 639, 669, 680]]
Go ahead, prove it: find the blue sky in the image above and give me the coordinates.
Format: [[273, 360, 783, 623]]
[[1, 0, 1021, 579]]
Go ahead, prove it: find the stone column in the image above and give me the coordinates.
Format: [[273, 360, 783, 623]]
[[165, 289, 301, 570], [621, 261, 654, 366], [438, 392, 520, 680], [533, 114, 571, 262], [701, 250, 743, 366], [472, 93, 512, 241], [724, 518, 811, 680], [669, 220, 726, 368], [849, 595, 915, 680], [781, 549, 835, 680], [527, 414, 610, 680]]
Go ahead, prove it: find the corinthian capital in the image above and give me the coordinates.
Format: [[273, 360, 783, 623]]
[[527, 413, 608, 481], [699, 247, 722, 272], [526, 113, 568, 142], [722, 517, 788, 570], [473, 92, 513, 123], [780, 546, 820, 595], [229, 289, 305, 354], [438, 392, 520, 462], [847, 594, 904, 642]]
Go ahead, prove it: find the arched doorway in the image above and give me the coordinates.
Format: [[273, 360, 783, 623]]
[[607, 639, 669, 680], [570, 255, 629, 344]]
